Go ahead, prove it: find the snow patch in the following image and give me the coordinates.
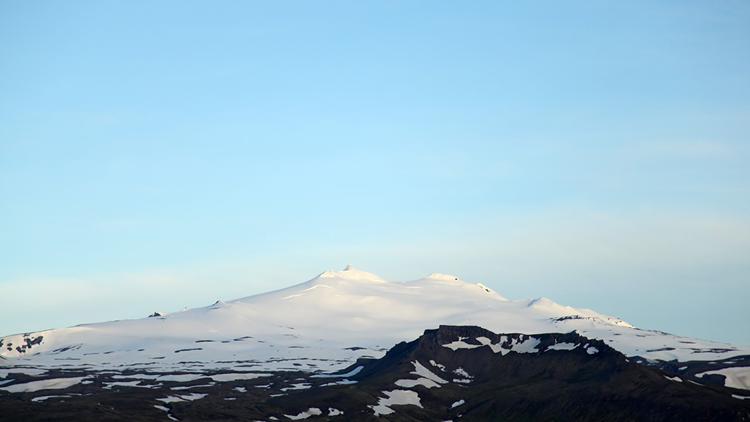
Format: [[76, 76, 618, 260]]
[[320, 379, 357, 387], [156, 396, 185, 404], [284, 407, 322, 420], [312, 365, 363, 378], [370, 389, 422, 416], [281, 383, 311, 392], [31, 395, 73, 402], [171, 383, 214, 390], [0, 377, 88, 393], [179, 392, 207, 401], [547, 342, 578, 351], [154, 405, 179, 421], [112, 372, 268, 383], [156, 374, 207, 383], [442, 340, 482, 351], [695, 367, 750, 390], [210, 373, 270, 382], [475, 335, 540, 355], [103, 380, 154, 389], [453, 367, 472, 379], [393, 361, 447, 389], [156, 393, 206, 403], [395, 378, 441, 389], [327, 408, 344, 416], [412, 361, 447, 384], [512, 337, 541, 354]]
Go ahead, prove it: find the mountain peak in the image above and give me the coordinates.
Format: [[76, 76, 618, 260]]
[[317, 265, 386, 283], [425, 273, 462, 282]]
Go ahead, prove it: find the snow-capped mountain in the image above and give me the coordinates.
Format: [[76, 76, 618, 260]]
[[2, 266, 748, 391], [2, 266, 749, 420]]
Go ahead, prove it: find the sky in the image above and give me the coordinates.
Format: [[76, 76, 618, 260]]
[[1, 1, 749, 344]]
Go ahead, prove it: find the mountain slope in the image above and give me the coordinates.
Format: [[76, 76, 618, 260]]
[[1, 326, 747, 421]]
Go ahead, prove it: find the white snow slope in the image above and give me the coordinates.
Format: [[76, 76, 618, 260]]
[[2, 266, 748, 389]]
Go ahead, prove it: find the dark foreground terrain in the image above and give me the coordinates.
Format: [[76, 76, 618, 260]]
[[1, 326, 748, 421]]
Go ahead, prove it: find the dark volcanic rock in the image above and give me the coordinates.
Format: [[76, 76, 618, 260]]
[[359, 326, 750, 420], [265, 326, 750, 421], [0, 326, 748, 421]]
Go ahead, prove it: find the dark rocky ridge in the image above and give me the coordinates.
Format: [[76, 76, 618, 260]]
[[0, 325, 748, 421]]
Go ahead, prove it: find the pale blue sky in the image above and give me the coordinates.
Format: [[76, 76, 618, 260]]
[[1, 1, 749, 344]]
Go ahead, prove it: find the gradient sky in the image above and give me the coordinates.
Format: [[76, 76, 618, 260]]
[[1, 1, 749, 344]]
